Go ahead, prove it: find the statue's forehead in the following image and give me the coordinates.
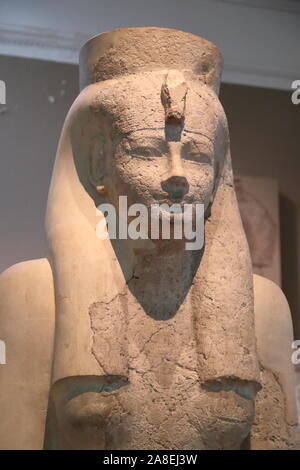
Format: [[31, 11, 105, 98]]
[[93, 71, 222, 136], [114, 129, 215, 160]]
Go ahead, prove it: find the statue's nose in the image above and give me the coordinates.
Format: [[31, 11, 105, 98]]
[[161, 174, 189, 201], [161, 142, 189, 200]]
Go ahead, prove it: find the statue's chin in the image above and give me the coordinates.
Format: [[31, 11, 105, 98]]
[[149, 238, 187, 256]]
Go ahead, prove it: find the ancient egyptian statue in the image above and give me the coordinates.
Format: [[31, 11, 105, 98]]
[[0, 27, 299, 450]]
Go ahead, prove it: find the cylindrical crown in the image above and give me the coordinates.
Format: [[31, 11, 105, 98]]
[[79, 27, 223, 93]]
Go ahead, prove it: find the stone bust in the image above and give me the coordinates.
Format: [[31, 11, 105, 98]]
[[0, 27, 299, 450]]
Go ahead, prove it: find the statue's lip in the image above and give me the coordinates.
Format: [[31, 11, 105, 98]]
[[151, 202, 199, 223], [152, 199, 196, 207]]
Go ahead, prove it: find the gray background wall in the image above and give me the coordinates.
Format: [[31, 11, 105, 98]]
[[0, 55, 78, 271], [1, 0, 299, 90], [0, 54, 300, 335]]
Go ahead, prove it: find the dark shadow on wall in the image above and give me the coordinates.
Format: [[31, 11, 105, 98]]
[[280, 194, 300, 339]]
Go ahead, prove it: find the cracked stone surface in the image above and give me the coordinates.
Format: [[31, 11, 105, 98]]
[[87, 281, 257, 449], [250, 367, 299, 450]]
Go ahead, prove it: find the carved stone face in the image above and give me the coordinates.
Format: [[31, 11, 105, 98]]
[[90, 70, 229, 222]]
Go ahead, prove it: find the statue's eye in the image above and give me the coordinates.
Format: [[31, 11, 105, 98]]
[[186, 151, 211, 164], [131, 146, 161, 159], [183, 141, 212, 165]]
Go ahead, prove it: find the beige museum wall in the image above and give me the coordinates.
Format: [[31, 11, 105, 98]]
[[0, 54, 299, 337]]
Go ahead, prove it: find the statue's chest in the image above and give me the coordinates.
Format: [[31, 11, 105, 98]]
[[88, 287, 207, 449], [89, 285, 198, 382], [88, 287, 252, 450]]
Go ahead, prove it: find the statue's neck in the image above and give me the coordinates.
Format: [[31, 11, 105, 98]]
[[111, 238, 202, 319]]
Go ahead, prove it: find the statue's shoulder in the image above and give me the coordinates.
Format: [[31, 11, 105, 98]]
[[0, 258, 54, 316], [0, 257, 55, 349], [253, 273, 292, 330], [0, 259, 55, 449], [0, 257, 52, 280], [253, 274, 294, 361], [253, 274, 299, 441], [253, 273, 294, 376]]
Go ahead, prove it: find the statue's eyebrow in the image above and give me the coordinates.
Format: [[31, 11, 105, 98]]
[[125, 128, 165, 136], [183, 129, 214, 143], [114, 128, 214, 147], [125, 128, 213, 144], [183, 128, 212, 142]]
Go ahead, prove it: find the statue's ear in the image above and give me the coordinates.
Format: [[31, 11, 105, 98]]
[[88, 135, 108, 195]]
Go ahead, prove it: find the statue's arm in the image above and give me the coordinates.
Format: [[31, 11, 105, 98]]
[[0, 259, 55, 449], [251, 274, 300, 449]]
